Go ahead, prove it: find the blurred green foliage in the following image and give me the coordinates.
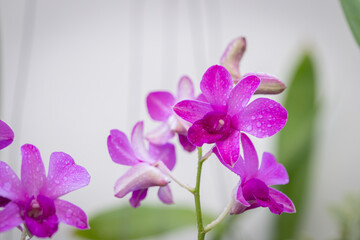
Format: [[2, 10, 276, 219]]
[[340, 0, 360, 48], [74, 205, 213, 240], [272, 53, 317, 240]]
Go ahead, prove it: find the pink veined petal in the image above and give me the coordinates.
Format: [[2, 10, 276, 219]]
[[21, 144, 46, 197], [200, 65, 233, 110], [220, 37, 246, 80], [178, 133, 196, 152], [145, 123, 175, 145], [54, 199, 89, 230], [187, 120, 225, 146], [131, 122, 153, 163], [42, 152, 90, 199], [257, 152, 289, 186], [0, 161, 24, 202], [233, 98, 287, 138], [173, 100, 213, 124], [148, 143, 176, 170], [146, 91, 176, 121], [129, 188, 148, 208], [268, 187, 295, 213], [0, 120, 14, 150], [177, 76, 195, 101], [0, 202, 23, 232], [227, 75, 260, 116], [215, 130, 240, 167], [214, 147, 245, 177], [108, 129, 139, 166], [114, 163, 170, 199], [241, 133, 259, 179], [158, 185, 173, 204], [230, 198, 250, 215]]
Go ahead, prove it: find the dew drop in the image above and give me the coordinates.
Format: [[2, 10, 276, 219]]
[[256, 122, 262, 127], [258, 115, 263, 119], [66, 209, 73, 218], [269, 104, 273, 108], [267, 124, 272, 128], [246, 125, 253, 131], [54, 180, 60, 184], [251, 116, 256, 120], [4, 182, 11, 191]]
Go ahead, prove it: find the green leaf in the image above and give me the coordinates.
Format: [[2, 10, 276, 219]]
[[74, 205, 213, 240], [272, 53, 317, 240], [340, 0, 360, 48]]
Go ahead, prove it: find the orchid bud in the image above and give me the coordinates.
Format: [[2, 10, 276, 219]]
[[242, 73, 286, 94], [220, 37, 246, 81]]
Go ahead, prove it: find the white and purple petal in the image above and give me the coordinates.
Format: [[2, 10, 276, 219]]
[[232, 98, 287, 138], [0, 202, 23, 232], [158, 185, 173, 204], [145, 123, 174, 145], [131, 122, 153, 163], [148, 143, 176, 170], [268, 188, 295, 213], [173, 100, 213, 124], [241, 133, 259, 179], [0, 161, 24, 202], [21, 144, 46, 197], [147, 91, 176, 121], [177, 76, 195, 101], [42, 152, 90, 199], [108, 129, 139, 166], [54, 199, 89, 229], [178, 133, 196, 152], [114, 163, 170, 199], [227, 75, 260, 116], [129, 189, 148, 208], [0, 120, 14, 150], [257, 152, 289, 186], [200, 65, 233, 111]]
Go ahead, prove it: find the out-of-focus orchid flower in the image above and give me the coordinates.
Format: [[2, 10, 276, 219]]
[[107, 121, 176, 208], [0, 120, 14, 150], [0, 144, 90, 238], [174, 65, 287, 166], [146, 76, 196, 152], [215, 133, 295, 215]]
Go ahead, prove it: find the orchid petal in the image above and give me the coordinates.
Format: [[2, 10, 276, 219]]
[[146, 91, 176, 121], [214, 147, 245, 177], [0, 196, 10, 207], [173, 100, 213, 124], [200, 65, 233, 110], [268, 188, 296, 213], [0, 161, 23, 202], [158, 185, 173, 204], [25, 214, 58, 238], [241, 133, 259, 179], [108, 129, 139, 166], [131, 122, 152, 163], [0, 120, 14, 150], [42, 152, 90, 199], [216, 130, 240, 167], [257, 152, 289, 186], [0, 202, 23, 232], [233, 98, 287, 138], [187, 119, 225, 146], [178, 133, 196, 152], [230, 199, 250, 215], [220, 37, 246, 80], [177, 76, 195, 100], [149, 143, 176, 170], [196, 94, 208, 102], [21, 144, 46, 197], [54, 199, 89, 229], [145, 123, 174, 145], [114, 163, 169, 198], [129, 189, 148, 208], [236, 184, 251, 207], [227, 75, 260, 116]]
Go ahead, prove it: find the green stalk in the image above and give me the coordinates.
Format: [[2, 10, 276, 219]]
[[195, 147, 205, 240]]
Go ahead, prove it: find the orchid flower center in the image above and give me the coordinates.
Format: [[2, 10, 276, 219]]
[[203, 111, 232, 135], [27, 199, 43, 218], [242, 178, 269, 202], [24, 195, 56, 222]]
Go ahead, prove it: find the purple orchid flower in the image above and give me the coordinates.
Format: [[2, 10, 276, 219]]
[[215, 133, 295, 215], [107, 121, 176, 208], [0, 144, 90, 238], [0, 120, 14, 150], [173, 65, 287, 166], [146, 76, 196, 152]]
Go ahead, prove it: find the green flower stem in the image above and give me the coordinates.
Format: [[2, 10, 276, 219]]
[[203, 197, 234, 233], [21, 225, 33, 240], [195, 147, 205, 240], [200, 146, 215, 163]]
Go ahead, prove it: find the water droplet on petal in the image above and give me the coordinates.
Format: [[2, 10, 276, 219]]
[[55, 180, 60, 184], [256, 122, 262, 127], [269, 104, 273, 108], [267, 124, 272, 128], [251, 116, 256, 120], [246, 125, 252, 131], [66, 209, 73, 218], [258, 115, 263, 119], [4, 182, 11, 191]]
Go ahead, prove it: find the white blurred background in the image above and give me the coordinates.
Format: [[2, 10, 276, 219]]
[[0, 0, 359, 239]]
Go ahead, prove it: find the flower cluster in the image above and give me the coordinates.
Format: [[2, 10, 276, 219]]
[[0, 121, 91, 238], [107, 36, 295, 217]]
